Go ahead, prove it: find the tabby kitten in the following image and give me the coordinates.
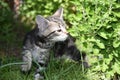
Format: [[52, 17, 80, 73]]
[[21, 8, 68, 80]]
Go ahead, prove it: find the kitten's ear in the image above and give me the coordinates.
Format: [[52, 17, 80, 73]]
[[36, 15, 49, 31], [52, 7, 63, 19], [36, 15, 49, 25]]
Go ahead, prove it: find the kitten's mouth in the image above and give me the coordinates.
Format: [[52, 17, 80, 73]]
[[61, 30, 68, 34], [50, 34, 68, 42]]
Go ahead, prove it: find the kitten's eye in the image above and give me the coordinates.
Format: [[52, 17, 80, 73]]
[[57, 29, 61, 32]]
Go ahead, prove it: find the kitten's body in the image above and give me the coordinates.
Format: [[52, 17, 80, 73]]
[[21, 8, 68, 80], [21, 8, 89, 80], [54, 34, 89, 67]]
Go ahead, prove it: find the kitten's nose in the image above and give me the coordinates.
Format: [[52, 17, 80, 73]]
[[64, 31, 68, 34], [61, 27, 68, 34], [62, 29, 68, 34]]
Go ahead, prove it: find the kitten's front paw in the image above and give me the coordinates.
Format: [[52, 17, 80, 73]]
[[21, 64, 30, 72], [21, 50, 32, 72], [35, 73, 44, 80]]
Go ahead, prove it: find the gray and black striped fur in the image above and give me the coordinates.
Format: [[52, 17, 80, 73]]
[[54, 34, 89, 68], [21, 8, 68, 80], [21, 8, 89, 80]]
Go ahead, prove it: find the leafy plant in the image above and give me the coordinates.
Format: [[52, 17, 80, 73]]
[[68, 0, 120, 79]]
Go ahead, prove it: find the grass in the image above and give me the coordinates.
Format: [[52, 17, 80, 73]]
[[0, 56, 91, 80], [1, 53, 118, 80], [1, 54, 119, 80]]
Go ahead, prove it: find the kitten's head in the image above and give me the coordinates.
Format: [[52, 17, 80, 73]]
[[35, 8, 68, 42]]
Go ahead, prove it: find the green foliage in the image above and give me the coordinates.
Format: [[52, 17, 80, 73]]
[[68, 0, 120, 79], [20, 0, 120, 79]]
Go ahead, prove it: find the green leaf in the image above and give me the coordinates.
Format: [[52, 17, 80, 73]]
[[99, 32, 108, 39], [102, 62, 108, 72], [93, 48, 100, 54], [113, 12, 120, 18], [112, 63, 120, 74], [113, 51, 118, 57], [106, 25, 112, 29], [96, 41, 105, 49], [113, 40, 120, 48]]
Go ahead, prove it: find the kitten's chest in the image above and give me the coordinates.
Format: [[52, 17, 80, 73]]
[[31, 42, 53, 62]]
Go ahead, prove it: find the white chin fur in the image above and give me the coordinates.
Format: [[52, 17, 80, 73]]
[[51, 34, 68, 42]]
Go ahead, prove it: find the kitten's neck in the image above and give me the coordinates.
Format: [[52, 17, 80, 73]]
[[36, 35, 46, 43], [35, 34, 54, 49], [35, 41, 54, 49]]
